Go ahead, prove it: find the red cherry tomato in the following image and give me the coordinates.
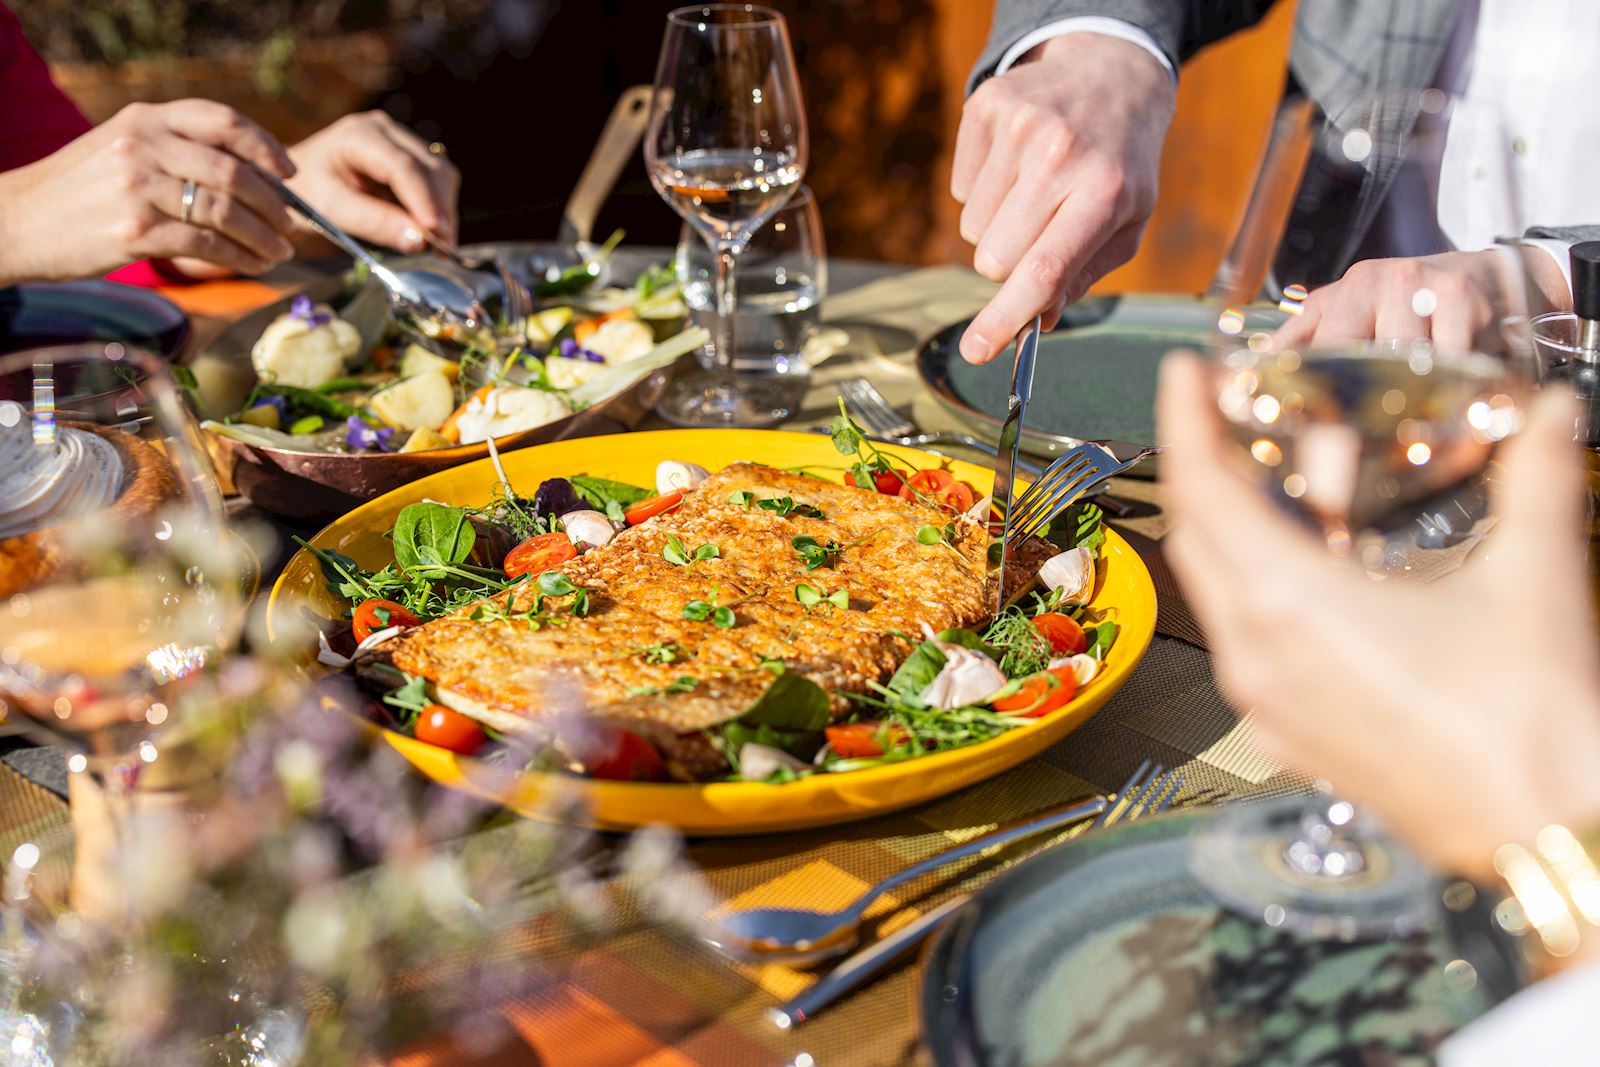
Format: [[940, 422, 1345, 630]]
[[623, 491, 686, 526], [413, 703, 488, 755], [992, 666, 1078, 718], [352, 598, 421, 643], [898, 468, 955, 502], [504, 532, 577, 580], [826, 722, 910, 758], [585, 726, 668, 781], [1032, 612, 1088, 656], [935, 480, 976, 513], [873, 469, 910, 495]]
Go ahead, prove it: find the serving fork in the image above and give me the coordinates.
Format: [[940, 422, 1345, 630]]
[[839, 378, 1041, 466], [766, 761, 1188, 1030]]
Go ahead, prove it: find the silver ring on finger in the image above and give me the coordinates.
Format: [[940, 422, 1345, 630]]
[[180, 179, 198, 225]]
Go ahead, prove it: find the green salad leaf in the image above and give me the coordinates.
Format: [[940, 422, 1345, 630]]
[[570, 475, 652, 521], [1084, 620, 1119, 661]]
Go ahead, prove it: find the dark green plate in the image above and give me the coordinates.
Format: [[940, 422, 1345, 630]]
[[918, 295, 1214, 461], [920, 808, 1520, 1066]]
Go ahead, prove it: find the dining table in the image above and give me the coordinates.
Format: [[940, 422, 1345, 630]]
[[0, 252, 1490, 1066]]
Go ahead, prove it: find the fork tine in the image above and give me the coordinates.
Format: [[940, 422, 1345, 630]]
[[1007, 450, 1093, 524], [1116, 765, 1169, 824], [1009, 460, 1099, 534], [1148, 772, 1185, 816], [1092, 760, 1155, 830], [841, 379, 906, 437]]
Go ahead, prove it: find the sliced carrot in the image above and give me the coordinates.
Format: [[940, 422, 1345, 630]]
[[437, 384, 494, 443]]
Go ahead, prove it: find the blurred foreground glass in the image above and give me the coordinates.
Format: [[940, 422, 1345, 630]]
[[0, 344, 250, 900], [644, 4, 809, 427], [677, 183, 825, 378], [1194, 93, 1538, 939]]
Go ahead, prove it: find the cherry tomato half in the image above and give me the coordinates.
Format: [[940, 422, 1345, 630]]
[[585, 726, 668, 781], [623, 490, 686, 526], [898, 469, 975, 512], [873, 469, 911, 496], [414, 703, 489, 755], [352, 598, 421, 643], [826, 722, 911, 759], [991, 665, 1078, 718], [503, 532, 578, 580], [1032, 612, 1088, 656]]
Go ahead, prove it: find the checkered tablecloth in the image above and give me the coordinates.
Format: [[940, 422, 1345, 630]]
[[9, 265, 1490, 1066]]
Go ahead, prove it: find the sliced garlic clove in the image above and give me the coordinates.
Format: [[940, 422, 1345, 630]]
[[1049, 653, 1099, 687], [560, 509, 617, 551], [1039, 547, 1096, 605], [656, 460, 710, 494], [919, 644, 1009, 709], [739, 743, 811, 781]]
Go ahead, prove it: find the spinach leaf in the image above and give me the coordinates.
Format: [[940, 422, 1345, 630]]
[[724, 721, 824, 761], [1084, 620, 1120, 661], [570, 474, 652, 518], [739, 673, 832, 731], [393, 501, 476, 572]]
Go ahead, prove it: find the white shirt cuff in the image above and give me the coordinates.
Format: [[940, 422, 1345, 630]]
[[1440, 958, 1600, 1067], [1520, 237, 1575, 298], [995, 17, 1177, 81]]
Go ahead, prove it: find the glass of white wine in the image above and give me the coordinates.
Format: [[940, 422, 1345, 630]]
[[0, 344, 250, 911], [1191, 92, 1541, 938], [644, 3, 809, 427]]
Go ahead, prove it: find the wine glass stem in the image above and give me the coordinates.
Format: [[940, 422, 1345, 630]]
[[712, 240, 739, 394]]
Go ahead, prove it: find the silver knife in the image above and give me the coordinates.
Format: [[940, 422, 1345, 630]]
[[991, 314, 1043, 613]]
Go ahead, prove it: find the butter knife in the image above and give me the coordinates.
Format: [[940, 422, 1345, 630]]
[[991, 314, 1043, 613]]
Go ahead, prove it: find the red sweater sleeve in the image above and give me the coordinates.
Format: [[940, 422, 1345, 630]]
[[0, 4, 91, 170], [0, 4, 187, 288]]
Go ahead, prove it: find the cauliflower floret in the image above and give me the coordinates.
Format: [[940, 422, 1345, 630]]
[[454, 385, 572, 445], [250, 305, 362, 388], [583, 319, 655, 364]]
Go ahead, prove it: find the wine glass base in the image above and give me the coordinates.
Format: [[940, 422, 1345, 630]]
[[1190, 794, 1438, 941], [654, 369, 802, 428]]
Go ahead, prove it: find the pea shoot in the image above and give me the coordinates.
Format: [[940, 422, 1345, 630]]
[[683, 585, 740, 629], [792, 530, 879, 571], [663, 533, 720, 567], [627, 676, 699, 697], [795, 582, 849, 612]]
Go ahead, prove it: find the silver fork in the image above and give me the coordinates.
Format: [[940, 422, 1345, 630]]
[[1005, 441, 1163, 543], [840, 378, 1042, 469], [767, 761, 1185, 1030]]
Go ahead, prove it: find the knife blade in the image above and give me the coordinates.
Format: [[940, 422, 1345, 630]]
[[991, 315, 1043, 614]]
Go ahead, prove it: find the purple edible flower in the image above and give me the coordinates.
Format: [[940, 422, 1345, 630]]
[[345, 414, 396, 452], [251, 395, 288, 419], [290, 293, 333, 329], [557, 337, 606, 364]]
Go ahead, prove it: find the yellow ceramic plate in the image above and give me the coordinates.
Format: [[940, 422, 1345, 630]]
[[267, 429, 1156, 835]]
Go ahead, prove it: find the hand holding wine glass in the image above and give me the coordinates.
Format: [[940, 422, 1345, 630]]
[[645, 4, 808, 427]]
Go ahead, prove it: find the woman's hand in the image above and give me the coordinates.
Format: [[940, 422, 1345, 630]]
[[0, 99, 297, 285], [1273, 248, 1572, 352], [1158, 350, 1600, 880], [286, 111, 460, 254]]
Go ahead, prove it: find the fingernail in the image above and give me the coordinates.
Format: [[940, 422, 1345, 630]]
[[274, 238, 294, 260], [959, 332, 990, 365], [401, 226, 423, 250]]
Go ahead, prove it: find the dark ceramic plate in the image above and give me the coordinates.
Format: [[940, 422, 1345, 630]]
[[921, 808, 1515, 1067], [0, 280, 189, 359], [918, 295, 1215, 463]]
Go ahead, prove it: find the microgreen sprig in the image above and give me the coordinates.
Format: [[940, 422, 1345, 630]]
[[663, 533, 720, 567], [795, 582, 849, 612], [756, 495, 825, 519], [915, 522, 960, 555], [631, 642, 688, 665], [792, 529, 879, 571], [683, 584, 751, 629], [627, 676, 699, 697]]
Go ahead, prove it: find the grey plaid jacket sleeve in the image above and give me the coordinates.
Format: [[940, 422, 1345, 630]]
[[1526, 225, 1600, 245], [971, 0, 1281, 89]]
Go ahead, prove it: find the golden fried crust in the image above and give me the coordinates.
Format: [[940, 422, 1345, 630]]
[[0, 423, 179, 598], [388, 464, 1020, 748]]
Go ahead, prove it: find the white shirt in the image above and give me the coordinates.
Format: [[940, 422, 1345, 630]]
[[1001, 0, 1600, 293]]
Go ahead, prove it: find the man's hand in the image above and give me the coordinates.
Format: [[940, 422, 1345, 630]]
[[0, 99, 297, 285], [1158, 350, 1600, 880], [286, 111, 461, 254], [953, 33, 1175, 364], [1273, 248, 1574, 352]]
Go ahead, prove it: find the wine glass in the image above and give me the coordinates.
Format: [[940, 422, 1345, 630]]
[[644, 3, 809, 427], [0, 343, 251, 921], [1191, 92, 1541, 939]]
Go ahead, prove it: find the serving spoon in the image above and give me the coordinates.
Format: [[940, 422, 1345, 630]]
[[704, 792, 1107, 966], [255, 166, 491, 339]]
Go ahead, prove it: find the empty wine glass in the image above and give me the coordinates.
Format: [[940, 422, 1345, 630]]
[[1191, 92, 1541, 939], [644, 3, 809, 427]]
